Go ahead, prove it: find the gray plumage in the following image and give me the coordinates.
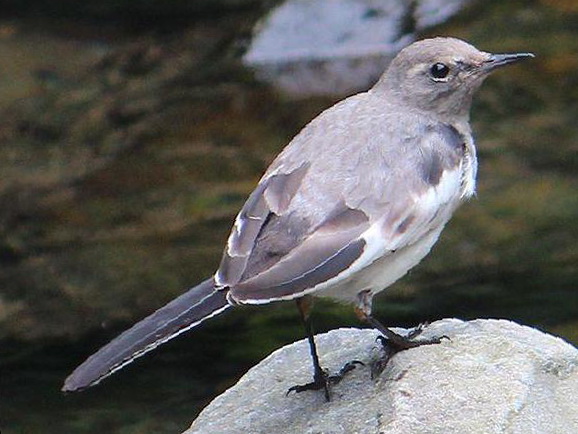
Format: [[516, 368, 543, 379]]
[[219, 37, 512, 306], [63, 37, 533, 392]]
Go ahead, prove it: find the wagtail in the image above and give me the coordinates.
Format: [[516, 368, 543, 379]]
[[63, 37, 533, 400]]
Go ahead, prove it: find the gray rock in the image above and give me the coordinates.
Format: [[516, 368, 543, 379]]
[[243, 0, 473, 97], [186, 319, 578, 434]]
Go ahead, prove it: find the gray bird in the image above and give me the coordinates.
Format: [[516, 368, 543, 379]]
[[62, 37, 533, 399]]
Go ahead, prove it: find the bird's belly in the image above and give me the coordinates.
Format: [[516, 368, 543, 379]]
[[316, 224, 445, 304]]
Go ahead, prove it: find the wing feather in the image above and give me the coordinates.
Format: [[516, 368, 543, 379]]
[[230, 205, 369, 302], [216, 107, 469, 303], [215, 163, 309, 287]]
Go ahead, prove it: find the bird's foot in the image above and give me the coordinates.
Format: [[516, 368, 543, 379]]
[[287, 360, 364, 401], [371, 324, 449, 378]]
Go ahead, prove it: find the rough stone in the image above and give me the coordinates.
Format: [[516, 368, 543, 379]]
[[186, 319, 578, 434]]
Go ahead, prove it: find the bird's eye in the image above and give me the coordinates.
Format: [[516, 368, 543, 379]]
[[430, 63, 450, 81]]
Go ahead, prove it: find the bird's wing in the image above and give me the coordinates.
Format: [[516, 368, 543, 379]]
[[217, 121, 466, 304], [227, 199, 371, 303], [215, 162, 313, 288]]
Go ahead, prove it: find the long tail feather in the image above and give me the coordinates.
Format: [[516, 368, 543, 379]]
[[63, 278, 229, 392]]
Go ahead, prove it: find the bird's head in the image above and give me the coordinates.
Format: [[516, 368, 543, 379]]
[[376, 37, 533, 121]]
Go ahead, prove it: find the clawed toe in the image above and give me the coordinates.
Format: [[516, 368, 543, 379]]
[[286, 372, 331, 401], [287, 360, 364, 401], [371, 326, 449, 378], [286, 379, 328, 396], [377, 328, 447, 351], [327, 360, 364, 383]]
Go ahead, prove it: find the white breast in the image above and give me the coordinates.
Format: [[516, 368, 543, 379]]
[[316, 165, 466, 304]]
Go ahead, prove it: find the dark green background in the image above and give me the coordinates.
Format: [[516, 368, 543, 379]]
[[0, 0, 576, 432]]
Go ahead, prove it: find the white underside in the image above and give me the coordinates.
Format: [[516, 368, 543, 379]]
[[315, 224, 445, 304], [315, 165, 463, 305]]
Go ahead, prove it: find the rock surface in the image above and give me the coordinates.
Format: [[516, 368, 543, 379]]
[[186, 319, 578, 434]]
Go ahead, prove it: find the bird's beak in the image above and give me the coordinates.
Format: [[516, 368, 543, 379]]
[[482, 52, 534, 72]]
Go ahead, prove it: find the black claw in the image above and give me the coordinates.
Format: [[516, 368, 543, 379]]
[[341, 359, 365, 372], [370, 324, 449, 378], [286, 380, 328, 396], [287, 374, 330, 401], [377, 329, 446, 351], [327, 360, 364, 384], [286, 360, 363, 400]]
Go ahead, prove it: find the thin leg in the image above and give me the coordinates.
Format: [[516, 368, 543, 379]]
[[354, 294, 447, 377], [287, 296, 331, 401], [304, 313, 327, 388], [286, 296, 363, 401]]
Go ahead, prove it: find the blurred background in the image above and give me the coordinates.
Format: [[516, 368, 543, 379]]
[[0, 0, 576, 432]]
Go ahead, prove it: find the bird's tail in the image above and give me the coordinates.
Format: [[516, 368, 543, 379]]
[[62, 278, 230, 392]]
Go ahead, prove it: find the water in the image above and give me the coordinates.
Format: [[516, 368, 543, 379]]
[[1, 0, 577, 432]]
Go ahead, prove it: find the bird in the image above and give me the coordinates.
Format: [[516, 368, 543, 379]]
[[62, 37, 533, 400]]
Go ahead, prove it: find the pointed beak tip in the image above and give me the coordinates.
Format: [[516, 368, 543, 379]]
[[483, 51, 535, 71]]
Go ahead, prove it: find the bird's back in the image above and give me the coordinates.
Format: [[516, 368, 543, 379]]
[[221, 89, 469, 303]]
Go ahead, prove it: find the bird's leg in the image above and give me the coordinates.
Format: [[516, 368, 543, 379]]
[[287, 296, 362, 401], [354, 291, 447, 377], [286, 296, 330, 400]]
